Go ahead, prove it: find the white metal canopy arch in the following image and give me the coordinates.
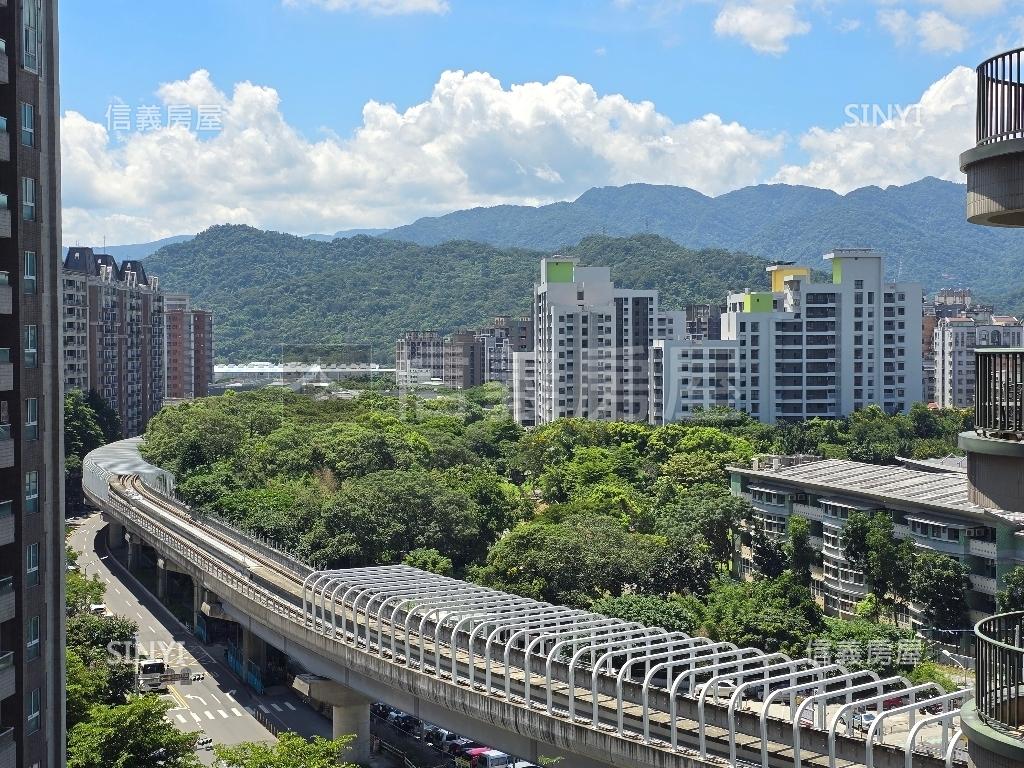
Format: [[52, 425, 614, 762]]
[[291, 566, 969, 768]]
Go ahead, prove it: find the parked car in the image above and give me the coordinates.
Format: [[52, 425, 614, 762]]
[[449, 738, 485, 757], [394, 714, 422, 736], [852, 711, 879, 732], [693, 679, 737, 701], [883, 696, 908, 711], [425, 728, 462, 752], [467, 749, 512, 768]]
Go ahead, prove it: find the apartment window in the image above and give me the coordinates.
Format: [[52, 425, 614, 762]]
[[20, 102, 34, 147], [21, 176, 35, 221], [24, 470, 38, 513], [26, 688, 40, 734], [23, 324, 37, 367], [854, 280, 864, 289], [26, 615, 39, 660], [26, 542, 39, 585], [23, 250, 35, 294], [21, 0, 39, 73], [24, 398, 37, 440]]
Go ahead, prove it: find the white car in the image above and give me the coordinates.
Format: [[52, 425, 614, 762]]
[[694, 679, 737, 701]]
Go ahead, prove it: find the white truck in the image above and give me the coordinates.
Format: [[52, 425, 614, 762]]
[[136, 659, 171, 693]]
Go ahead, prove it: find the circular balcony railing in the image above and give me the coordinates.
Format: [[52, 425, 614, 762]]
[[974, 349, 1024, 440], [977, 47, 1024, 146], [974, 611, 1024, 730]]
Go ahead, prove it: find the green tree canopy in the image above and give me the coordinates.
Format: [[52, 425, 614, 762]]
[[67, 696, 200, 768], [213, 732, 356, 768]]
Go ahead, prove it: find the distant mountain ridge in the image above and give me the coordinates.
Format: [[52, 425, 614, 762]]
[[88, 177, 1024, 299], [380, 177, 1024, 296], [142, 226, 772, 362]]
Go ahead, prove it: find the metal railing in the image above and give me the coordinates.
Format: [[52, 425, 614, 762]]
[[974, 611, 1024, 731], [974, 349, 1024, 439], [977, 47, 1024, 145]]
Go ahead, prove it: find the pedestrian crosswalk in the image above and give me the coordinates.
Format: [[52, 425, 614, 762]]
[[167, 699, 304, 725]]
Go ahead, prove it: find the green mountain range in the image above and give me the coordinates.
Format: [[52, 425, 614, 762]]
[[143, 226, 771, 362], [139, 176, 1024, 361], [383, 177, 1024, 296]]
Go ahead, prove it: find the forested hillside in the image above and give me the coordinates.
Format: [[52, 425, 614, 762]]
[[143, 226, 772, 361], [384, 177, 1024, 296]]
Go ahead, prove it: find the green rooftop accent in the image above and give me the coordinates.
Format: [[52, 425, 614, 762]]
[[545, 260, 574, 283], [832, 259, 842, 285], [743, 292, 773, 313]]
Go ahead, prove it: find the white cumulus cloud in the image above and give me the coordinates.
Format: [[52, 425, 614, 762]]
[[714, 1, 811, 54], [924, 0, 1003, 17], [878, 8, 967, 52], [282, 0, 449, 15], [61, 69, 785, 244], [772, 66, 974, 192], [916, 11, 967, 52]]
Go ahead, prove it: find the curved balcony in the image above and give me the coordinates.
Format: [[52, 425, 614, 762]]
[[963, 611, 1024, 765], [961, 48, 1024, 226]]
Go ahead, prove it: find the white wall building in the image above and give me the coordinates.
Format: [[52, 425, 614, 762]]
[[512, 258, 684, 425], [653, 250, 924, 424], [934, 314, 1023, 408]]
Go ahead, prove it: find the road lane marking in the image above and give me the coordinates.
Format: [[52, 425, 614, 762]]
[[284, 702, 296, 711], [270, 703, 283, 712], [167, 685, 190, 710], [218, 709, 229, 719], [210, 693, 220, 704], [231, 708, 244, 717], [204, 711, 215, 720], [114, 587, 121, 594], [148, 625, 156, 633], [258, 705, 270, 713], [244, 706, 254, 715], [176, 714, 186, 723], [190, 713, 201, 723]]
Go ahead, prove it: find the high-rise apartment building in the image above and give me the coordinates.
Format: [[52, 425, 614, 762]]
[[441, 331, 485, 391], [513, 257, 685, 425], [922, 289, 994, 402], [933, 313, 1022, 408], [0, 1, 64, 765], [164, 293, 213, 400], [477, 315, 532, 386], [62, 248, 166, 437], [395, 331, 445, 386], [651, 250, 924, 424], [396, 317, 534, 390]]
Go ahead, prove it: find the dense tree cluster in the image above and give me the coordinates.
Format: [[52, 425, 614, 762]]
[[141, 390, 971, 685]]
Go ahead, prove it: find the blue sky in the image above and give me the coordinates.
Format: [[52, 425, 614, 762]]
[[57, 1, 1021, 244]]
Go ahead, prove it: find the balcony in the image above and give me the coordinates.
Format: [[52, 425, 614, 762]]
[[973, 349, 1024, 439], [969, 538, 999, 558], [0, 577, 11, 623], [0, 39, 8, 87], [0, 198, 10, 239], [971, 574, 998, 596], [0, 652, 12, 702], [961, 48, 1024, 226], [0, 425, 11, 469], [0, 727, 11, 768], [0, 117, 8, 163], [0, 349, 9, 392], [0, 503, 10, 547]]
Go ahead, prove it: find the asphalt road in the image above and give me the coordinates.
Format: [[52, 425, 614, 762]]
[[67, 510, 333, 763]]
